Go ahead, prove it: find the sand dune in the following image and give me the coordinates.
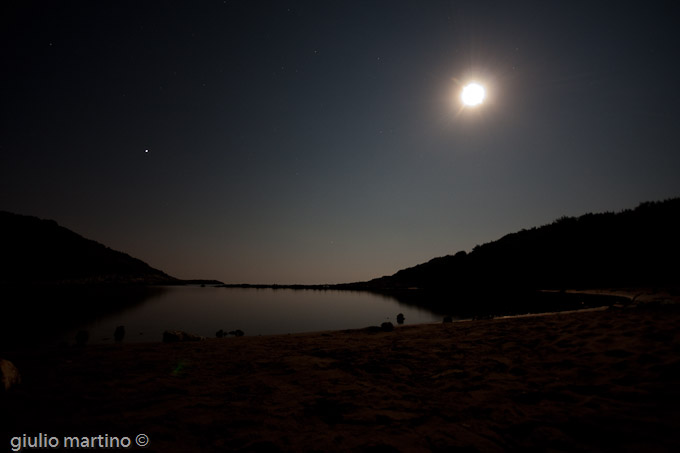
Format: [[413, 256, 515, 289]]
[[3, 302, 680, 452]]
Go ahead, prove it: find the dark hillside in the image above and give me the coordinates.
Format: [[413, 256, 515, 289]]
[[353, 198, 680, 293], [0, 211, 178, 285]]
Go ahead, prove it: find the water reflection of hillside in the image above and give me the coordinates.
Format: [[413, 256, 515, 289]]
[[1, 285, 167, 348], [377, 288, 629, 319]]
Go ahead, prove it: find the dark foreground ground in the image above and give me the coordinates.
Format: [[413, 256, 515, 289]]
[[2, 298, 680, 452]]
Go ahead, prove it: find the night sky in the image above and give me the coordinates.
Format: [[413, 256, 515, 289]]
[[2, 1, 679, 284]]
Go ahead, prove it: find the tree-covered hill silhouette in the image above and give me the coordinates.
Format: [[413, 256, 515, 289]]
[[344, 198, 680, 294], [0, 211, 179, 285]]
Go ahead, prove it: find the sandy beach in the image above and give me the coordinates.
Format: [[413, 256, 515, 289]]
[[3, 300, 680, 452]]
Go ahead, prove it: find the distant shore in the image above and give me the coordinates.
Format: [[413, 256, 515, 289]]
[[3, 300, 680, 452]]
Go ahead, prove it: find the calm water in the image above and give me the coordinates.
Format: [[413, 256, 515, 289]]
[[63, 286, 444, 344]]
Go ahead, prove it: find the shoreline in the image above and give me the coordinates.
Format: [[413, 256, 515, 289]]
[[2, 285, 642, 349], [3, 302, 680, 452]]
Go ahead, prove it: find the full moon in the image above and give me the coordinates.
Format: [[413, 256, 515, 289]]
[[461, 83, 486, 106]]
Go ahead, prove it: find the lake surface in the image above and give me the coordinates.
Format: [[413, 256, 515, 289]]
[[62, 286, 445, 344]]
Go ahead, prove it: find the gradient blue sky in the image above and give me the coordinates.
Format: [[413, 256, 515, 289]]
[[2, 1, 679, 284]]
